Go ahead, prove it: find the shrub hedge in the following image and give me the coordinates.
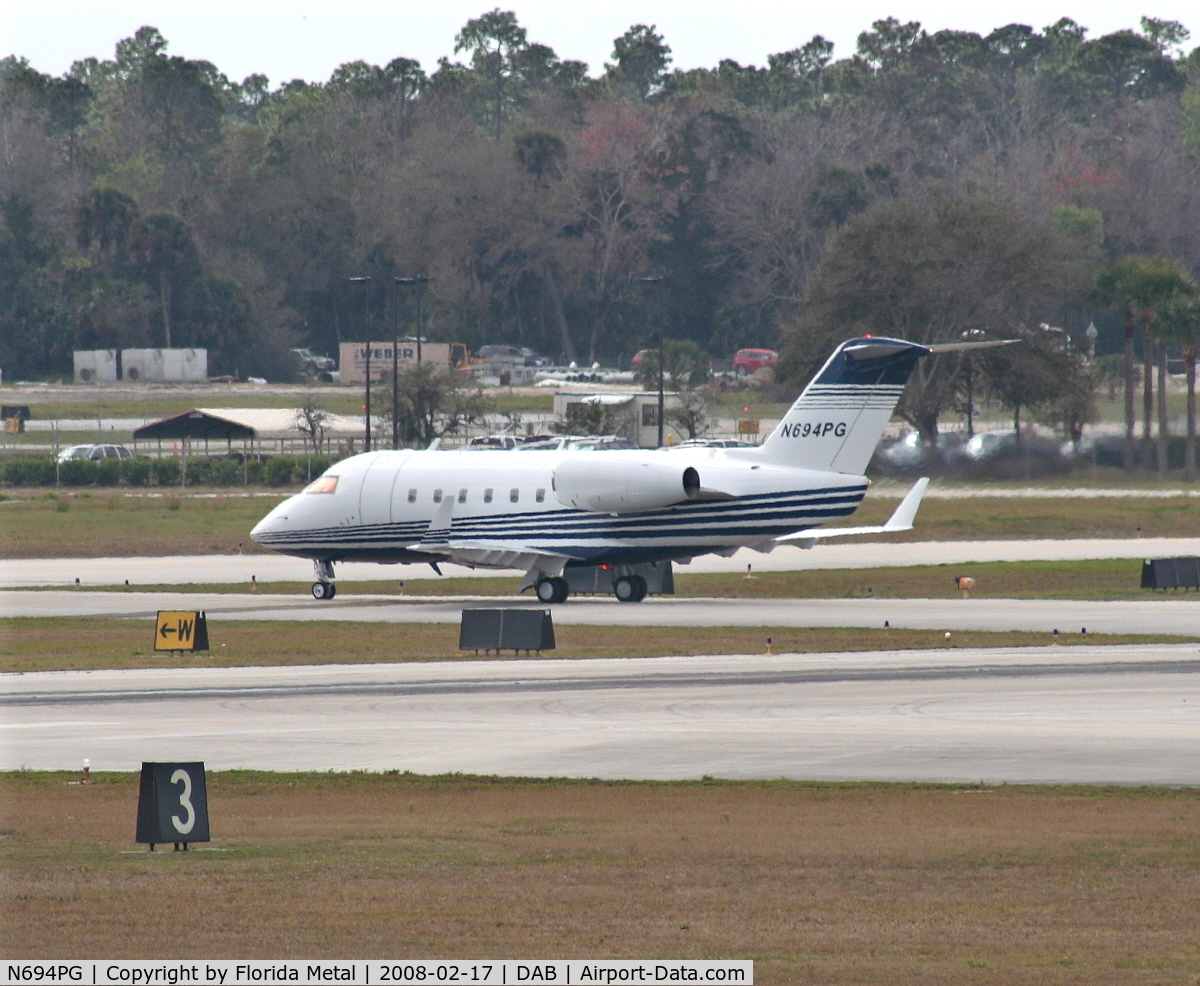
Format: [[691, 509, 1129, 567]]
[[0, 454, 335, 488]]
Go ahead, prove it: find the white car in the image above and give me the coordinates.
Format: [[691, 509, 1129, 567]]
[[57, 443, 133, 463]]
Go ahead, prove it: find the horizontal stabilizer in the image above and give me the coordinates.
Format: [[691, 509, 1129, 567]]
[[776, 477, 929, 547], [925, 339, 1019, 354]]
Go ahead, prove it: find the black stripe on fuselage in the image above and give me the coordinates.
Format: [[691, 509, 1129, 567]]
[[254, 485, 867, 557]]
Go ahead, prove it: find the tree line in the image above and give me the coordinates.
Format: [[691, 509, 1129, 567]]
[[2, 11, 1199, 460]]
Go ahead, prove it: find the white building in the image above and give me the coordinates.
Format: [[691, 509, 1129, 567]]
[[551, 391, 683, 448]]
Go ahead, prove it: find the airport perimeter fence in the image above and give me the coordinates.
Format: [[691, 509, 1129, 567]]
[[0, 453, 335, 489]]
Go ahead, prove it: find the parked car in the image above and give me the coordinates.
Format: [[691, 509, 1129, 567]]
[[518, 435, 637, 451], [668, 438, 758, 449], [874, 432, 967, 473], [57, 443, 133, 463], [291, 348, 337, 381], [733, 348, 778, 376], [479, 344, 548, 366], [961, 431, 1070, 476], [467, 435, 522, 449]]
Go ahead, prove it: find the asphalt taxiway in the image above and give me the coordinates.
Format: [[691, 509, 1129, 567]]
[[4, 645, 1199, 782], [3, 589, 1198, 635], [4, 537, 1199, 587]]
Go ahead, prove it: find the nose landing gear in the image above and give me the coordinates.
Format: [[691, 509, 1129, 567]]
[[312, 559, 337, 600]]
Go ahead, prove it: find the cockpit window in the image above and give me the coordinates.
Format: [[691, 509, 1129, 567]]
[[306, 475, 339, 494]]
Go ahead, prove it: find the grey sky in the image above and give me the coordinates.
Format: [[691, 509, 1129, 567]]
[[3, 0, 1193, 86]]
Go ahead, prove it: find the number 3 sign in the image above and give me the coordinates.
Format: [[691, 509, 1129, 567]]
[[136, 762, 210, 851]]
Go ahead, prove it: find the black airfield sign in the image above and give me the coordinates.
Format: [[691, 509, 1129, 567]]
[[136, 762, 210, 850], [154, 610, 209, 651]]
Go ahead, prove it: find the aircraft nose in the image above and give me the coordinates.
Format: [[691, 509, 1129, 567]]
[[250, 501, 291, 544]]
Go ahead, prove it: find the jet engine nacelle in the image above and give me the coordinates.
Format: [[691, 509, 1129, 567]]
[[553, 455, 701, 513]]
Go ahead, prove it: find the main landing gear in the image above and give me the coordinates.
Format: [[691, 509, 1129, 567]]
[[613, 574, 647, 603], [311, 559, 337, 600], [535, 576, 569, 604]]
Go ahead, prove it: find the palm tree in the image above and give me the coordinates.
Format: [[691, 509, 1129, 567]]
[[76, 188, 138, 269], [1157, 292, 1200, 481], [128, 211, 198, 348], [1093, 255, 1194, 470]]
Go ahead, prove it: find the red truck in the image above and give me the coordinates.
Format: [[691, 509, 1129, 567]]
[[733, 348, 778, 375]]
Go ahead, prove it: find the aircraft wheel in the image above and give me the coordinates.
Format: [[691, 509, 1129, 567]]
[[536, 577, 569, 604], [311, 581, 336, 600], [614, 575, 647, 603]]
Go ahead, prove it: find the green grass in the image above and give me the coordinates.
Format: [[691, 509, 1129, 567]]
[[3, 489, 1198, 560], [0, 617, 1190, 673], [57, 557, 1172, 601], [0, 490, 287, 558], [7, 771, 1200, 977]]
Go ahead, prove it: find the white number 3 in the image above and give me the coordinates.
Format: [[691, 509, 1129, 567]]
[[170, 768, 195, 834]]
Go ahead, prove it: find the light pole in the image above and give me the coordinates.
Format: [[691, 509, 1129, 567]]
[[395, 276, 433, 366], [637, 276, 666, 447], [388, 278, 400, 449], [349, 276, 372, 452]]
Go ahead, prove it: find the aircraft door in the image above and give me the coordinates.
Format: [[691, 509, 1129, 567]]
[[358, 456, 403, 527]]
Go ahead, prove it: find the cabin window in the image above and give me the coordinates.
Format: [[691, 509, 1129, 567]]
[[510, 488, 520, 503], [535, 488, 545, 502], [484, 488, 493, 503], [457, 488, 467, 503], [407, 488, 417, 503], [305, 475, 339, 494], [642, 405, 658, 427], [433, 489, 443, 503]]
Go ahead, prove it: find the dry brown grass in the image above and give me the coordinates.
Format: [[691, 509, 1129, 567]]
[[0, 618, 1186, 674], [3, 772, 1200, 983]]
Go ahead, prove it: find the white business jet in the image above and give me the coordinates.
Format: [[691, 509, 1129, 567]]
[[251, 335, 974, 603]]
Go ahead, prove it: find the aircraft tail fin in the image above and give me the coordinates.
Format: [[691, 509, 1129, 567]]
[[756, 337, 928, 474]]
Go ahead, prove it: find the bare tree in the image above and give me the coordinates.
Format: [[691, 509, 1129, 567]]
[[294, 397, 330, 453]]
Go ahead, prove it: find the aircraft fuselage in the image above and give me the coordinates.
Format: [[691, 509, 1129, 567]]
[[251, 446, 867, 568]]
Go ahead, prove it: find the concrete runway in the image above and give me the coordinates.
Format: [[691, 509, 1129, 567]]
[[5, 645, 1200, 782], [4, 535, 1198, 785], [4, 537, 1199, 586], [4, 589, 1198, 635]]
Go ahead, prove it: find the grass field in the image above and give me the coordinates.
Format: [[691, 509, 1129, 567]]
[[7, 391, 557, 422], [59, 557, 1180, 602], [2, 489, 1198, 559], [0, 617, 1187, 674], [0, 491, 286, 557], [4, 771, 1200, 982]]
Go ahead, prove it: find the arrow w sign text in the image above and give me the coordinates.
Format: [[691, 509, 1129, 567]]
[[153, 611, 209, 652]]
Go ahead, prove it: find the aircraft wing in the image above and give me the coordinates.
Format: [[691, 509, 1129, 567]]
[[433, 539, 576, 576], [416, 498, 574, 576], [776, 477, 929, 548]]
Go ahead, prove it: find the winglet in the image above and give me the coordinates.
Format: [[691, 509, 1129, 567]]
[[775, 477, 930, 545], [883, 476, 929, 531]]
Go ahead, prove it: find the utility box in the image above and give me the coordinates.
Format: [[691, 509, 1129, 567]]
[[459, 609, 555, 653], [73, 349, 119, 383], [564, 561, 674, 596], [136, 761, 210, 850], [1141, 557, 1200, 590]]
